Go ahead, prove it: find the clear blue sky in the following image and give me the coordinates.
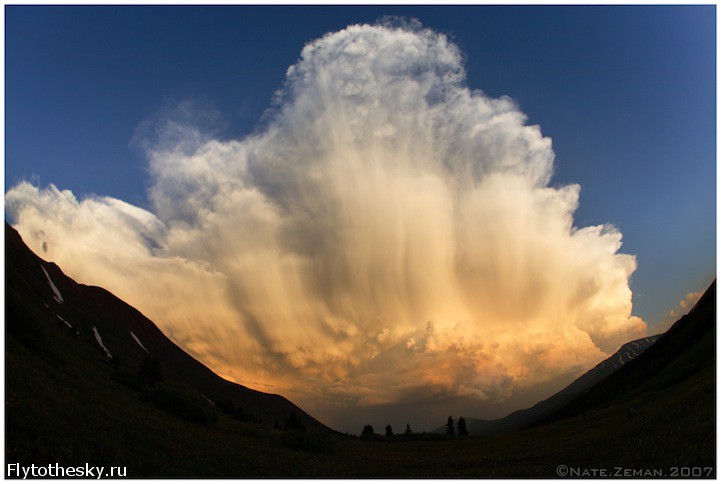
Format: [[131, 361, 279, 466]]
[[5, 5, 716, 331]]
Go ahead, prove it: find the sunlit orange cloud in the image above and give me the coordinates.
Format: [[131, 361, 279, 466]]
[[6, 21, 646, 429], [655, 290, 704, 333]]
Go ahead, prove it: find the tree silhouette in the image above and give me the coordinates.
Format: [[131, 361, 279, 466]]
[[457, 416, 468, 436], [216, 399, 249, 422], [139, 353, 163, 385], [385, 424, 393, 437], [404, 423, 412, 435], [285, 411, 305, 431], [361, 424, 374, 437], [286, 411, 305, 431], [446, 415, 455, 435]]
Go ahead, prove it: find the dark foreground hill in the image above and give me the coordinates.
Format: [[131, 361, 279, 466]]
[[5, 222, 329, 430], [437, 334, 661, 436], [535, 279, 716, 429], [5, 222, 715, 476]]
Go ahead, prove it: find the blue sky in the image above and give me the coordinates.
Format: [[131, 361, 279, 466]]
[[5, 5, 716, 332]]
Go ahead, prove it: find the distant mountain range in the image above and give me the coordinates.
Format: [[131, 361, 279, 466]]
[[534, 277, 715, 428], [5, 222, 329, 431], [437, 279, 715, 437], [434, 334, 660, 436]]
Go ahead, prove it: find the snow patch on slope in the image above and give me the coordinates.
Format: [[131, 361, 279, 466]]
[[130, 331, 149, 353], [41, 266, 63, 303], [56, 315, 73, 329], [605, 335, 661, 372], [92, 326, 112, 358]]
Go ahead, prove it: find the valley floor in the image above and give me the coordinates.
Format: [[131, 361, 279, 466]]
[[7, 327, 714, 478]]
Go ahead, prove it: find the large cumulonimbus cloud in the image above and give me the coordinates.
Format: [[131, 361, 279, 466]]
[[6, 22, 646, 417]]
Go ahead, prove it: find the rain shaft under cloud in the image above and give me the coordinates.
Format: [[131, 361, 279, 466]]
[[6, 21, 646, 429]]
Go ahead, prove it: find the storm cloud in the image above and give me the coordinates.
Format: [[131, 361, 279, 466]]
[[6, 22, 646, 429]]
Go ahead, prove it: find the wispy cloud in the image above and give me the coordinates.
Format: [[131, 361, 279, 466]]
[[6, 21, 646, 428], [655, 290, 704, 333]]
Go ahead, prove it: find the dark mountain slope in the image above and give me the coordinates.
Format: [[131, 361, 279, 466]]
[[534, 279, 715, 427], [5, 222, 328, 431], [443, 334, 660, 436]]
